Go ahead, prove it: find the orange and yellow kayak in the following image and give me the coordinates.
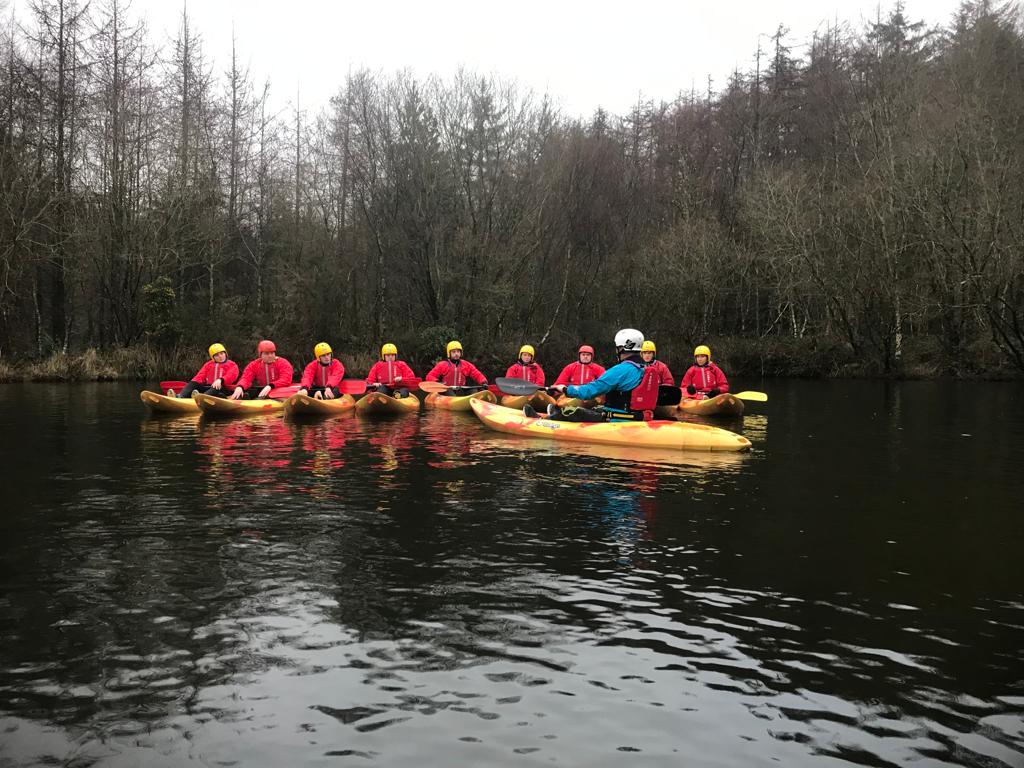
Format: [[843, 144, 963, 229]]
[[283, 393, 356, 417], [424, 390, 496, 411], [194, 392, 285, 417], [678, 393, 745, 417], [499, 390, 558, 411], [355, 391, 420, 415], [470, 398, 750, 452], [140, 390, 200, 414]]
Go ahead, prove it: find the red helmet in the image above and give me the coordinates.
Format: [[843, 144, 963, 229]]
[[257, 340, 276, 353], [579, 345, 594, 355]]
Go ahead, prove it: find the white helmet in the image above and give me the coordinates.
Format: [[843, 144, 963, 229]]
[[614, 328, 644, 353]]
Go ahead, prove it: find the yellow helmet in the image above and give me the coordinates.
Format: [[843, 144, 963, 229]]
[[519, 344, 535, 358], [208, 342, 227, 358], [381, 343, 398, 357], [694, 344, 711, 358], [446, 340, 463, 355], [314, 342, 333, 358], [641, 340, 656, 353]]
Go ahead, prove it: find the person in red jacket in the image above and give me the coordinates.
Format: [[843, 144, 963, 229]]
[[297, 342, 345, 400], [230, 340, 294, 399], [505, 344, 545, 385], [680, 344, 729, 398], [366, 343, 417, 398], [425, 340, 487, 393], [173, 342, 239, 398], [554, 344, 605, 386], [641, 340, 674, 386]]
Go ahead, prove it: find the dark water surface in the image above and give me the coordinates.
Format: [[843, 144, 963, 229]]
[[1, 380, 1022, 767]]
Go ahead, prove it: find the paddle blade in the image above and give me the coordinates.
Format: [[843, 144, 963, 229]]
[[734, 390, 768, 402], [495, 376, 542, 396], [160, 380, 189, 391], [268, 384, 301, 399], [418, 381, 449, 393], [339, 379, 367, 395], [657, 385, 682, 406]]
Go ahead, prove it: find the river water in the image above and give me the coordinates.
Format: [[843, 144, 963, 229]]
[[0, 380, 1021, 767]]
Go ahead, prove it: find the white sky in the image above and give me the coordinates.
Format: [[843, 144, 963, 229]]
[[26, 0, 970, 116]]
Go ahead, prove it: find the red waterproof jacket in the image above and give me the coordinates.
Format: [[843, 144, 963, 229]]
[[426, 359, 488, 386], [554, 361, 606, 386], [237, 357, 294, 389], [192, 359, 239, 387], [366, 360, 417, 386], [646, 360, 675, 386], [301, 359, 345, 389], [505, 362, 545, 385], [680, 363, 729, 394]]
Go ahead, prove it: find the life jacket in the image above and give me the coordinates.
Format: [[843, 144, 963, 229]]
[[604, 358, 660, 420]]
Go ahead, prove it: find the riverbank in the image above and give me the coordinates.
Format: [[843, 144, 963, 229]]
[[1, 338, 1018, 383]]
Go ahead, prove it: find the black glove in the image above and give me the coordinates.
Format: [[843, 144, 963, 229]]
[[707, 389, 721, 398], [687, 385, 697, 395]]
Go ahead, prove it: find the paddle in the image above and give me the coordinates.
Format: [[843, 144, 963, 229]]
[[418, 381, 487, 394], [497, 377, 681, 406], [160, 380, 189, 391], [734, 390, 768, 402]]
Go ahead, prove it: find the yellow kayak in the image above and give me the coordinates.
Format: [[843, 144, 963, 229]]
[[355, 391, 420, 415], [556, 395, 601, 408], [194, 392, 285, 416], [283, 393, 356, 417], [500, 391, 558, 410], [470, 398, 750, 452], [679, 393, 745, 417], [424, 389, 496, 411], [140, 390, 200, 414]]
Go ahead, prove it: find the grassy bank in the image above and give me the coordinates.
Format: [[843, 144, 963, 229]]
[[0, 338, 1018, 383]]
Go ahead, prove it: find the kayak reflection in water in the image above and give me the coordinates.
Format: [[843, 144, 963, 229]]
[[366, 343, 417, 398], [545, 329, 674, 423], [425, 340, 488, 396], [170, 342, 239, 399]]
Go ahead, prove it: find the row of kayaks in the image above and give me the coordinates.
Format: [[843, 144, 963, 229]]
[[140, 388, 751, 452], [140, 388, 497, 416]]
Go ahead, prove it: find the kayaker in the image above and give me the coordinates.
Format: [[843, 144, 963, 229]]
[[425, 340, 488, 393], [171, 343, 239, 398], [553, 344, 605, 386], [297, 342, 345, 400], [680, 345, 729, 399], [230, 340, 294, 399], [641, 340, 675, 386], [544, 329, 661, 422], [366, 343, 417, 398], [505, 344, 545, 385]]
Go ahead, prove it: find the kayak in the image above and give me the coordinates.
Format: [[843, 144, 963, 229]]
[[283, 393, 356, 417], [500, 391, 558, 411], [140, 390, 200, 414], [194, 392, 285, 416], [470, 398, 751, 452], [424, 389, 497, 411], [679, 393, 745, 417], [355, 391, 420, 415], [556, 395, 601, 408]]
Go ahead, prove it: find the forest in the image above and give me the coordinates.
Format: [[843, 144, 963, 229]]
[[1, 0, 1022, 380]]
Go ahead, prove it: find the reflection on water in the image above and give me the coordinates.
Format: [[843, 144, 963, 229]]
[[0, 380, 1022, 767]]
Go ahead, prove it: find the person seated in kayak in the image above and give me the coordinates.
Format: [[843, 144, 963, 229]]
[[553, 344, 605, 387], [680, 345, 729, 399], [425, 340, 488, 394], [230, 340, 294, 399], [641, 340, 675, 386], [506, 344, 545, 385], [170, 343, 240, 398], [366, 343, 417, 398], [546, 328, 661, 422], [297, 342, 345, 400]]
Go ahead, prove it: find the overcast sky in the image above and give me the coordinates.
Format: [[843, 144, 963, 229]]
[[23, 0, 970, 116]]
